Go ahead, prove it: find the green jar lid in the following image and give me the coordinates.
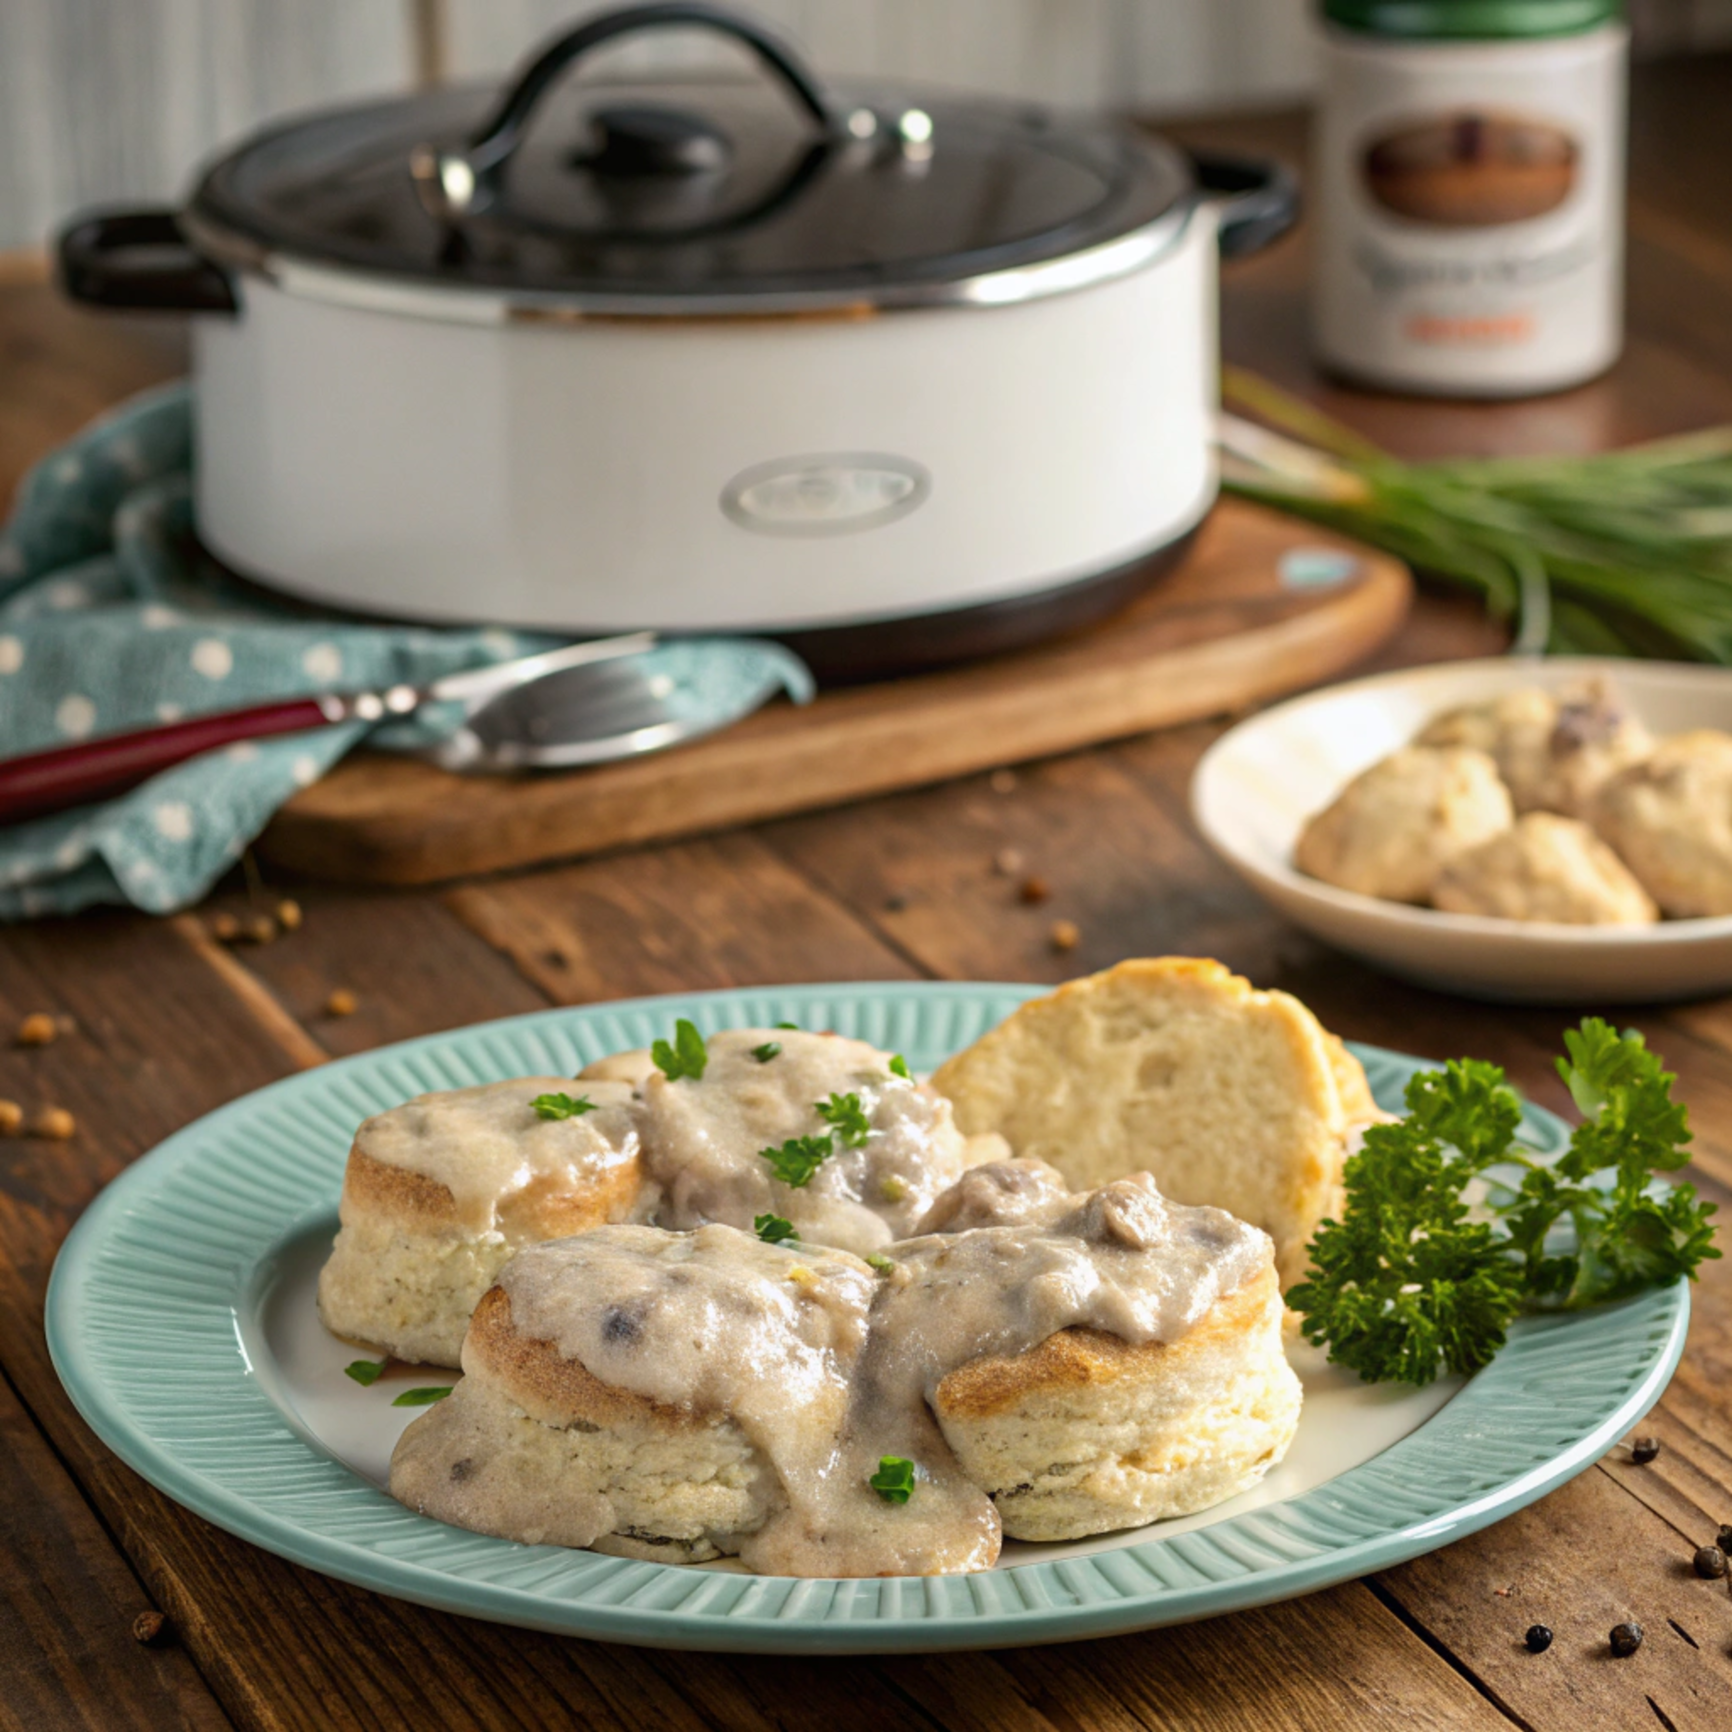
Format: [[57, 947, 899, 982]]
[[1323, 0, 1622, 37]]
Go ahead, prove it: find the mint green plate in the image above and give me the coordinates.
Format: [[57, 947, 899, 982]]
[[46, 983, 1688, 1653]]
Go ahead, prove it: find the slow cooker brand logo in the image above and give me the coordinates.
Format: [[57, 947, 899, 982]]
[[1361, 111, 1581, 228], [721, 455, 931, 537]]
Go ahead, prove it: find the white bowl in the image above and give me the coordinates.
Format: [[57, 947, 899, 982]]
[[1190, 657, 1732, 1004]]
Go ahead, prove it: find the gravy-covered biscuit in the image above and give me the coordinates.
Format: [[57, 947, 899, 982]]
[[320, 1031, 980, 1367], [316, 1078, 642, 1367], [389, 1172, 1300, 1571]]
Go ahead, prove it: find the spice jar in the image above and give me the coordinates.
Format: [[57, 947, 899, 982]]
[[1312, 0, 1628, 396]]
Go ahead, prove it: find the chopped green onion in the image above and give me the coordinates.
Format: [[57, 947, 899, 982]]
[[865, 1253, 896, 1274], [344, 1359, 386, 1386], [888, 1055, 911, 1079], [753, 1041, 782, 1064]]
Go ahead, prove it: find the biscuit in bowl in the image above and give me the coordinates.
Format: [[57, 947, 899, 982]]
[[1294, 744, 1513, 903], [929, 958, 1371, 1288], [1418, 682, 1651, 817], [1432, 812, 1658, 926], [1590, 730, 1732, 918]]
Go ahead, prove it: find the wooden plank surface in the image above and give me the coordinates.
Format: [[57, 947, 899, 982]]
[[4, 49, 1732, 1732], [257, 500, 1411, 887]]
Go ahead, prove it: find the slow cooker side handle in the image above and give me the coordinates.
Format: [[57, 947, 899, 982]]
[[1190, 154, 1301, 260], [58, 208, 238, 315]]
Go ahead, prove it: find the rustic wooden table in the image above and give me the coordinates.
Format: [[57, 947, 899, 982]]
[[5, 57, 1732, 1732]]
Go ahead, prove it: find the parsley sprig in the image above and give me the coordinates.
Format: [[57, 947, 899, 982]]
[[755, 1212, 798, 1245], [652, 1019, 708, 1082], [1290, 1021, 1719, 1386], [532, 1092, 595, 1120], [816, 1091, 872, 1147], [762, 1134, 835, 1187], [392, 1386, 454, 1408]]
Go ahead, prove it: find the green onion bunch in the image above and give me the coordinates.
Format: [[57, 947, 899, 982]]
[[1219, 368, 1732, 661]]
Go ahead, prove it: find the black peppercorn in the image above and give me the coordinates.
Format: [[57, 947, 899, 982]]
[[1524, 1624, 1553, 1653], [1630, 1436, 1660, 1464], [1694, 1545, 1728, 1580], [1609, 1622, 1644, 1657]]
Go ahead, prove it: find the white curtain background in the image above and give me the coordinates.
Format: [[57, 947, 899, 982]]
[[1, 0, 1727, 252]]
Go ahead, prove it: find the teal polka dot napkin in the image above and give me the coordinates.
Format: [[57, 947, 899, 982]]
[[0, 384, 812, 919]]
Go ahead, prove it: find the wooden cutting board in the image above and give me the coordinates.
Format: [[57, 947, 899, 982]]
[[258, 498, 1410, 886]]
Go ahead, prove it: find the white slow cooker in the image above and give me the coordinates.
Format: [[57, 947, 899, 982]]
[[59, 2, 1296, 679]]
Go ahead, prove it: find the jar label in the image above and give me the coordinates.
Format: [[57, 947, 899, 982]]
[[1314, 28, 1626, 393]]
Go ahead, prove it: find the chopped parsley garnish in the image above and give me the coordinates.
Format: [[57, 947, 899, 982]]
[[869, 1456, 917, 1504], [532, 1091, 595, 1120], [775, 1021, 800, 1030], [1289, 1020, 1719, 1387], [865, 1253, 897, 1274], [344, 1358, 386, 1386], [888, 1055, 911, 1080], [762, 1134, 834, 1188], [651, 1019, 708, 1082], [816, 1091, 872, 1147], [753, 1041, 782, 1064], [755, 1212, 798, 1245], [391, 1386, 454, 1407]]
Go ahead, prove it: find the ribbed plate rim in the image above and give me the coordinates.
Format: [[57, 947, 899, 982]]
[[45, 980, 1689, 1653]]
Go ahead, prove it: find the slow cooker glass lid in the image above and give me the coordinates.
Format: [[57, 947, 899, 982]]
[[188, 40, 1190, 306]]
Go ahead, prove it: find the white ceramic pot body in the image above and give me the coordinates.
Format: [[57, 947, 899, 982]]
[[190, 211, 1221, 635]]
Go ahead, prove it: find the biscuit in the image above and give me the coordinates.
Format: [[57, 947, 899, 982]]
[[1590, 730, 1732, 917], [934, 1265, 1300, 1542], [390, 1178, 1299, 1570], [316, 1077, 642, 1367], [1432, 812, 1658, 925], [1295, 745, 1513, 903], [1417, 682, 1650, 817], [929, 958, 1369, 1288]]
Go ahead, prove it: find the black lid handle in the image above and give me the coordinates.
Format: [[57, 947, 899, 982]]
[[413, 3, 837, 218]]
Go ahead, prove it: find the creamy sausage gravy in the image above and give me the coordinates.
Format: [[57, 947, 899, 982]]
[[355, 1032, 971, 1254], [487, 1163, 1269, 1576], [354, 1077, 641, 1234], [634, 1029, 972, 1252]]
